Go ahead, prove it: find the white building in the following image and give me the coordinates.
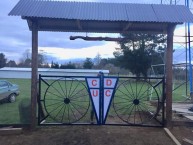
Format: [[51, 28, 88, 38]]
[[0, 67, 109, 79]]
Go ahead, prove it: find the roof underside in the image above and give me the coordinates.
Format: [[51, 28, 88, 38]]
[[9, 0, 193, 33]]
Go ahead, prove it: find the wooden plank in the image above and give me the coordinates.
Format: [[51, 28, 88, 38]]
[[172, 121, 193, 127], [0, 128, 22, 135], [184, 115, 193, 121], [164, 128, 181, 145], [182, 138, 193, 145], [172, 103, 193, 114]]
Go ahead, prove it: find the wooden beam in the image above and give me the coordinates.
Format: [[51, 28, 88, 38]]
[[76, 20, 82, 30], [182, 138, 193, 145], [172, 120, 193, 127], [31, 20, 38, 130], [165, 24, 176, 127], [164, 128, 181, 145], [123, 23, 132, 31], [70, 36, 123, 41]]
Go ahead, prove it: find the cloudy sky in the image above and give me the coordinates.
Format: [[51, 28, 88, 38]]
[[0, 0, 192, 64]]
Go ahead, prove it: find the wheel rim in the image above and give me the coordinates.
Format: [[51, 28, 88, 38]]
[[113, 79, 159, 125], [9, 94, 16, 102], [43, 77, 90, 124]]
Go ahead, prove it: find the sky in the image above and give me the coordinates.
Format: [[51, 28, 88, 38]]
[[1, 0, 193, 64]]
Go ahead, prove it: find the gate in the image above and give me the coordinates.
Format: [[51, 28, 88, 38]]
[[38, 74, 165, 127]]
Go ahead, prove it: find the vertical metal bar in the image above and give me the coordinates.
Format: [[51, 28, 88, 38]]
[[186, 0, 193, 99], [100, 74, 104, 124], [31, 20, 38, 130], [165, 24, 175, 127], [38, 74, 41, 125], [185, 22, 188, 96], [162, 77, 165, 126]]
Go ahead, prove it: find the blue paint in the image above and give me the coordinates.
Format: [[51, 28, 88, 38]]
[[186, 0, 193, 94]]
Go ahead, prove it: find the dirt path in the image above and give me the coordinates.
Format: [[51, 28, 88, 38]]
[[0, 126, 180, 145]]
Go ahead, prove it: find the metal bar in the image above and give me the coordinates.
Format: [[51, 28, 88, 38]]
[[162, 77, 165, 127], [38, 74, 41, 125], [39, 75, 164, 80], [187, 0, 193, 100]]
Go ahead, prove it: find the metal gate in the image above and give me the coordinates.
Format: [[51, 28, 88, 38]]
[[38, 74, 165, 127]]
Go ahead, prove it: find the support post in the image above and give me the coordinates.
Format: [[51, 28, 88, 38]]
[[165, 24, 176, 127], [31, 20, 38, 130]]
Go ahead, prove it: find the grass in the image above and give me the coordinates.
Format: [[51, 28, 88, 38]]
[[0, 78, 31, 124], [0, 77, 189, 125]]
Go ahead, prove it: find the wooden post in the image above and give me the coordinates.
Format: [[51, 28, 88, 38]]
[[165, 24, 176, 127], [31, 20, 38, 130]]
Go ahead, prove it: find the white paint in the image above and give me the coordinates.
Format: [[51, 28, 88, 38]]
[[103, 78, 117, 88], [86, 78, 100, 88], [103, 78, 118, 120], [89, 89, 100, 121], [103, 89, 114, 120]]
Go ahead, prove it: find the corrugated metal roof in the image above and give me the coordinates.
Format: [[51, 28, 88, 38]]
[[9, 0, 193, 23]]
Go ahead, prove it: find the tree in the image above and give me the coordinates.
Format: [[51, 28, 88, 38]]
[[0, 53, 7, 68], [150, 46, 166, 75], [83, 58, 94, 69], [51, 61, 59, 69], [93, 53, 102, 67], [6, 60, 17, 67], [115, 32, 166, 77], [60, 62, 76, 69]]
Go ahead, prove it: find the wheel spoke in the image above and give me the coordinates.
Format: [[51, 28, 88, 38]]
[[50, 85, 64, 98], [68, 81, 81, 98], [44, 98, 63, 102], [64, 78, 68, 98], [136, 105, 143, 123], [133, 105, 136, 124], [136, 81, 145, 99], [70, 88, 86, 99], [70, 99, 89, 103], [57, 80, 67, 98], [122, 83, 135, 100], [53, 105, 65, 121], [47, 103, 64, 116], [70, 92, 89, 101], [71, 102, 88, 111], [43, 78, 90, 124], [114, 94, 133, 102], [113, 101, 131, 105], [45, 101, 63, 107], [61, 105, 67, 123], [67, 79, 74, 98], [67, 105, 70, 123], [116, 89, 133, 100], [137, 88, 151, 100], [126, 104, 135, 123], [128, 80, 136, 99], [113, 79, 160, 125], [69, 105, 78, 121], [70, 103, 84, 116], [47, 91, 64, 99], [114, 102, 133, 113]]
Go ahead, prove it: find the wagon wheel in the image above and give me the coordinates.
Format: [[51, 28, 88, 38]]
[[113, 79, 159, 125], [43, 77, 90, 124]]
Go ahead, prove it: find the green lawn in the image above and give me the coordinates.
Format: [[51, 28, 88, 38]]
[[0, 77, 189, 125], [0, 78, 31, 124]]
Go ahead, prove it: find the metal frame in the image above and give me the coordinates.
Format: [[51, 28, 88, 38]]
[[38, 75, 165, 127]]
